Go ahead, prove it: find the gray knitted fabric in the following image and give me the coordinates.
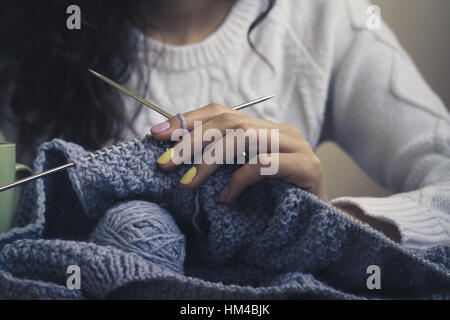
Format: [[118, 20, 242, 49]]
[[0, 136, 449, 299]]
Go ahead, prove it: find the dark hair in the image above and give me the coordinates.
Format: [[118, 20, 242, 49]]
[[0, 0, 276, 159]]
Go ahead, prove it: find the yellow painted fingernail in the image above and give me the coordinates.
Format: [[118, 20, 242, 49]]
[[180, 167, 197, 185], [157, 148, 174, 165]]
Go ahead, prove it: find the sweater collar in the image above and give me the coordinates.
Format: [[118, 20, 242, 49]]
[[138, 0, 260, 71]]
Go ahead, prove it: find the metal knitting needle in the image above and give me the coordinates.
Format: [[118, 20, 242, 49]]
[[89, 69, 174, 119], [232, 95, 275, 111], [89, 69, 274, 114], [0, 71, 274, 193], [0, 143, 133, 193]]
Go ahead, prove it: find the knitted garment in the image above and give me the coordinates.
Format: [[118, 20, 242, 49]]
[[0, 136, 449, 299], [3, 0, 450, 249]]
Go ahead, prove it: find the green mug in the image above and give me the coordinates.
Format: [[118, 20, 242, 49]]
[[0, 142, 32, 233]]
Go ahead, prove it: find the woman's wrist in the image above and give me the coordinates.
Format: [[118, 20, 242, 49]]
[[335, 204, 401, 243]]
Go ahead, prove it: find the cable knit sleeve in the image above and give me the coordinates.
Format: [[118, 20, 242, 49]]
[[325, 0, 450, 249]]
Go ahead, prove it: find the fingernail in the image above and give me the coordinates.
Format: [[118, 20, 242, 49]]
[[151, 121, 171, 134], [157, 148, 174, 165], [220, 186, 229, 203], [180, 167, 197, 185]]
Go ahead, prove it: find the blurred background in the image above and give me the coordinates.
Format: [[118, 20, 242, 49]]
[[317, 0, 450, 200]]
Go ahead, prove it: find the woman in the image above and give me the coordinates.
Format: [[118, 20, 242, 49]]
[[1, 0, 449, 248]]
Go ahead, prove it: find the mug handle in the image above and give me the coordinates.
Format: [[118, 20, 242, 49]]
[[15, 163, 33, 179]]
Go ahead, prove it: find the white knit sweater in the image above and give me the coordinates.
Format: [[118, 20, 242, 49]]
[[122, 0, 450, 250], [3, 0, 450, 249]]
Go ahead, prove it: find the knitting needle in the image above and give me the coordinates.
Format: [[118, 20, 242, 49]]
[[0, 72, 274, 193], [89, 69, 274, 114], [89, 69, 173, 119], [0, 147, 119, 193]]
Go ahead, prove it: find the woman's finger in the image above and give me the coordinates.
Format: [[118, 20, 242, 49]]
[[177, 128, 309, 189], [220, 153, 328, 203], [172, 121, 280, 168], [150, 103, 239, 141], [157, 112, 301, 170]]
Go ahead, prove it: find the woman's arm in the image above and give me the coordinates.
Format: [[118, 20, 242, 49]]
[[326, 0, 450, 249]]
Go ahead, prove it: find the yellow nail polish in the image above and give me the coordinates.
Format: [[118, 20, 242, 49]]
[[157, 148, 174, 165], [180, 167, 197, 185]]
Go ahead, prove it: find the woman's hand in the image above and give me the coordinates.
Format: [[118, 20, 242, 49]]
[[150, 104, 328, 203]]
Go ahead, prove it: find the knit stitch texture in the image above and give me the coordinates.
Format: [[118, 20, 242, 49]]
[[0, 136, 449, 299]]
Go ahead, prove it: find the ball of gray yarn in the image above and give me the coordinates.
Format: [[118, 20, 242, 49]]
[[90, 200, 185, 274]]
